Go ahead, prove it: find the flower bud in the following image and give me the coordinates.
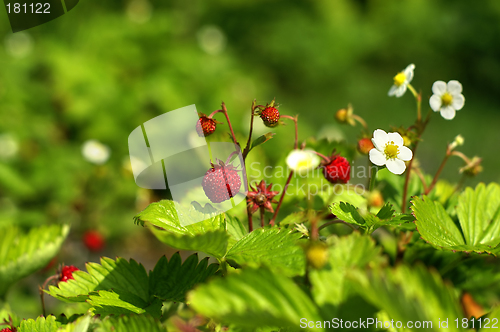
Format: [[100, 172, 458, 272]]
[[334, 104, 355, 126], [449, 134, 464, 151], [357, 138, 375, 155]]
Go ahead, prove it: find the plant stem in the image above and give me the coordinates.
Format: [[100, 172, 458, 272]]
[[413, 167, 428, 192], [425, 154, 450, 195], [247, 204, 253, 232], [407, 84, 421, 121], [260, 206, 265, 228], [269, 170, 294, 226], [280, 115, 298, 149], [368, 166, 378, 191], [351, 114, 368, 131], [242, 101, 259, 160], [318, 219, 356, 232], [221, 102, 239, 147], [312, 150, 330, 162], [401, 111, 431, 212]]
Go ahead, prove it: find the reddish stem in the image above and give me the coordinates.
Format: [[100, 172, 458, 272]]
[[242, 101, 259, 160], [425, 153, 450, 195], [221, 102, 239, 147], [247, 204, 253, 232], [312, 150, 330, 163], [260, 206, 265, 228], [269, 170, 294, 226]]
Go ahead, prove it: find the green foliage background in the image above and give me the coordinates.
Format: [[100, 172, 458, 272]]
[[1, 0, 500, 321]]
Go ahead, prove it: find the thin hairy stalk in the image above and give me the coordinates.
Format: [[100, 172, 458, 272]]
[[260, 206, 265, 228], [221, 102, 239, 146], [351, 114, 368, 131], [242, 101, 259, 160], [425, 154, 450, 195], [318, 219, 356, 232], [269, 170, 294, 226]]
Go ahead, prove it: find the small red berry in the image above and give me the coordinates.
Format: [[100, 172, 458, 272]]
[[1, 328, 13, 332], [83, 230, 105, 252], [202, 161, 241, 203], [59, 265, 79, 282], [260, 107, 280, 127], [357, 138, 375, 155], [322, 155, 350, 184], [196, 115, 217, 137]]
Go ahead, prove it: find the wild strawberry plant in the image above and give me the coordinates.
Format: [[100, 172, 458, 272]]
[[2, 64, 500, 332]]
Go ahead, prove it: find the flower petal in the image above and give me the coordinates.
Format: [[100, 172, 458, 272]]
[[432, 81, 447, 95], [429, 94, 442, 112], [447, 80, 462, 94], [386, 158, 406, 175], [397, 146, 413, 161], [440, 106, 456, 120], [394, 85, 407, 97], [372, 129, 388, 150], [387, 132, 404, 146], [404, 64, 415, 83], [369, 149, 386, 166], [451, 94, 465, 110], [388, 85, 398, 96]]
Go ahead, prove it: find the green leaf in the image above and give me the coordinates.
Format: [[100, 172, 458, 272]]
[[18, 315, 61, 332], [411, 183, 500, 254], [457, 183, 500, 247], [0, 224, 69, 296], [47, 254, 218, 316], [250, 132, 275, 151], [309, 232, 386, 307], [188, 268, 322, 331], [225, 215, 248, 249], [134, 200, 229, 258], [225, 227, 306, 277], [354, 264, 466, 331], [57, 315, 91, 332], [329, 202, 365, 227], [329, 202, 413, 234], [481, 306, 500, 331], [95, 315, 167, 332], [149, 253, 219, 302]]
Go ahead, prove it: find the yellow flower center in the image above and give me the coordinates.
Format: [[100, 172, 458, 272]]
[[441, 92, 453, 106], [384, 141, 399, 159], [297, 159, 312, 169], [393, 72, 406, 87]]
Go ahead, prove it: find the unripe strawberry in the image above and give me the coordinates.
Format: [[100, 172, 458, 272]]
[[260, 107, 280, 127], [367, 190, 384, 208], [202, 162, 241, 203], [357, 138, 374, 155], [196, 115, 217, 137], [306, 243, 328, 269], [322, 156, 350, 184], [59, 265, 79, 282], [83, 230, 105, 252]]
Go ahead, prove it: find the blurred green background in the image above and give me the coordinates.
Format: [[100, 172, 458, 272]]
[[1, 0, 500, 318]]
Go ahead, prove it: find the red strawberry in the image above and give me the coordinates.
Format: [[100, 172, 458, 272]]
[[322, 155, 350, 184], [260, 107, 280, 127], [196, 115, 217, 137], [202, 161, 241, 203], [83, 230, 105, 252], [59, 265, 79, 282], [1, 328, 13, 332], [357, 138, 375, 155]]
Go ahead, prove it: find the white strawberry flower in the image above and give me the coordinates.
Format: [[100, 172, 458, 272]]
[[369, 129, 413, 175], [286, 149, 320, 174], [82, 140, 111, 165], [388, 64, 415, 97], [429, 80, 465, 120]]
